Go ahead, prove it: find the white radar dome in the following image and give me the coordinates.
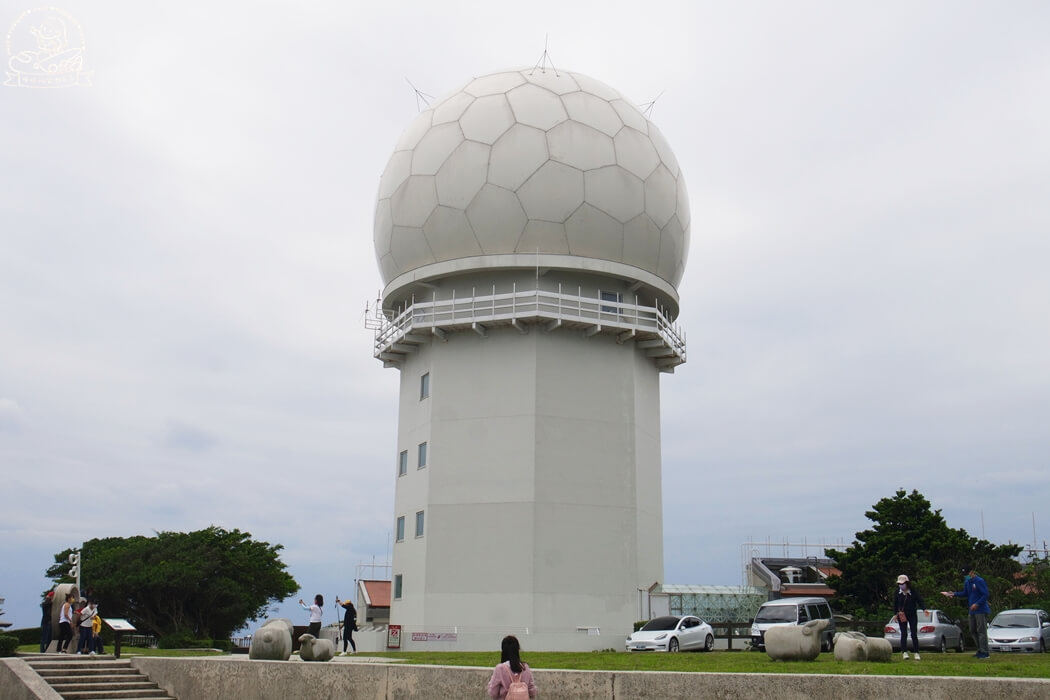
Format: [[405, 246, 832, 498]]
[[374, 68, 690, 289]]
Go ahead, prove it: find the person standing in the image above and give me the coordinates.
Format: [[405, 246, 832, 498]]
[[942, 564, 990, 658], [56, 594, 75, 653], [77, 598, 97, 654], [91, 603, 103, 654], [40, 591, 54, 653], [487, 635, 537, 699], [336, 596, 357, 655], [299, 594, 324, 638], [894, 574, 926, 660]]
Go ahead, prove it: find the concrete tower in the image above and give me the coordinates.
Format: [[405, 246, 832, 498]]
[[370, 68, 689, 650]]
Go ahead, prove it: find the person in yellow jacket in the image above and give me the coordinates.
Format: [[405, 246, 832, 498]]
[[90, 606, 103, 654]]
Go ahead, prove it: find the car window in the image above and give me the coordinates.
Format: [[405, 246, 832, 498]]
[[991, 612, 1038, 628], [641, 616, 679, 631], [817, 603, 831, 619], [798, 606, 809, 622], [754, 606, 796, 623]]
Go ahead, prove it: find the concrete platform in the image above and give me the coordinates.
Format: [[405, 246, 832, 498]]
[[7, 655, 1050, 700]]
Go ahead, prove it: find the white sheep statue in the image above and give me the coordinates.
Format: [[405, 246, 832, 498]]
[[249, 618, 293, 661], [764, 619, 829, 661], [833, 632, 867, 661], [298, 633, 335, 662], [833, 631, 893, 662], [864, 636, 892, 662]]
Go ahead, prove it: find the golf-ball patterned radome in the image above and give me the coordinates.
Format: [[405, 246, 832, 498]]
[[374, 68, 690, 290]]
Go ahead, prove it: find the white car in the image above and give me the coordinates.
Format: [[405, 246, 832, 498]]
[[988, 609, 1050, 653], [883, 609, 965, 653], [626, 615, 715, 652]]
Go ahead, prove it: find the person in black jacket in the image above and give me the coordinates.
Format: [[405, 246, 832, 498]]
[[40, 591, 54, 653], [894, 574, 927, 660], [337, 596, 357, 655]]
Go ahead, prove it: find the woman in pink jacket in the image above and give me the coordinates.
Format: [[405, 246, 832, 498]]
[[487, 635, 537, 699]]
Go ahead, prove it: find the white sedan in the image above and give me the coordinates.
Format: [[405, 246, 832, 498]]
[[626, 615, 715, 652]]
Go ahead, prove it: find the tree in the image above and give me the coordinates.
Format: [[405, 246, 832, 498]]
[[825, 489, 1022, 618], [47, 526, 299, 640]]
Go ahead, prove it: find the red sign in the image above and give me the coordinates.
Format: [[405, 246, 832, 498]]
[[410, 632, 458, 642], [386, 624, 401, 649]]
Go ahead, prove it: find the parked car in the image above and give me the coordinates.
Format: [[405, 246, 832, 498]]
[[749, 597, 836, 652], [988, 609, 1050, 653], [883, 609, 965, 653], [626, 615, 715, 652]]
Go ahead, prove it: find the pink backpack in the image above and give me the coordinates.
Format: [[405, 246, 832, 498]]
[[506, 667, 529, 700]]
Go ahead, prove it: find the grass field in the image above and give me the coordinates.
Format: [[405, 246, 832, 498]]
[[366, 650, 1050, 678], [17, 645, 1050, 678]]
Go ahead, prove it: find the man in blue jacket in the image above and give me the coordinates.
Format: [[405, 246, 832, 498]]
[[942, 564, 990, 658]]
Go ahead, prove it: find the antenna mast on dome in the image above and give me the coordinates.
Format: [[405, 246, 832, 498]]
[[405, 78, 433, 112], [530, 34, 559, 76], [638, 91, 664, 118]]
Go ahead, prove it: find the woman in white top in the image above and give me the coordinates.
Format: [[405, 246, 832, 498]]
[[299, 594, 324, 637], [56, 594, 75, 653], [77, 599, 97, 654]]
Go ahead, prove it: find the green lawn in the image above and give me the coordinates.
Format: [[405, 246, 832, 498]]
[[16, 645, 229, 658], [360, 650, 1050, 678], [16, 645, 1049, 678]]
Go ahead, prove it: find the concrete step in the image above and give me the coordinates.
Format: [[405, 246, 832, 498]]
[[24, 655, 176, 700], [35, 668, 140, 678], [51, 691, 173, 700], [51, 684, 163, 696]]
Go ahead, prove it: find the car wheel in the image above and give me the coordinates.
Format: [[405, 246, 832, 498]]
[[704, 634, 714, 652], [668, 638, 679, 653], [939, 637, 947, 653], [821, 635, 831, 653]]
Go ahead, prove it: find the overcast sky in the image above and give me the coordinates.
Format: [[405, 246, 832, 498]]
[[2, 1, 1048, 631]]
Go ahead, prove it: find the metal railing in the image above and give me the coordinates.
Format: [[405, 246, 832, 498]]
[[371, 284, 686, 365]]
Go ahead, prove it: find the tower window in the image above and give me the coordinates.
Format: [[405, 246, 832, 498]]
[[601, 290, 623, 314], [394, 574, 403, 600], [418, 441, 427, 468], [398, 450, 407, 477], [420, 372, 430, 400], [415, 510, 425, 538], [396, 516, 405, 542]]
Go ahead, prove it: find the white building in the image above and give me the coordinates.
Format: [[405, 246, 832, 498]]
[[370, 67, 690, 651]]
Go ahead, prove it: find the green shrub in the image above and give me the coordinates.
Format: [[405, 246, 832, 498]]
[[212, 639, 232, 652], [0, 635, 19, 657], [6, 627, 40, 646], [157, 634, 214, 649], [634, 620, 649, 632]]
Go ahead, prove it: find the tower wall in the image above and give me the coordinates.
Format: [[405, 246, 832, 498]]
[[390, 318, 664, 643]]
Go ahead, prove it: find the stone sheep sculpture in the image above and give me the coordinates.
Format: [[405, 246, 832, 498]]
[[833, 632, 867, 661], [864, 636, 892, 662], [297, 633, 334, 662], [764, 619, 829, 661], [249, 618, 293, 661], [833, 631, 893, 662]]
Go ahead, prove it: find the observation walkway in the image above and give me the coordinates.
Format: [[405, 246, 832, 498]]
[[368, 285, 686, 372]]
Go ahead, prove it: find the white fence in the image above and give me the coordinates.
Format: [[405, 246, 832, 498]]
[[371, 284, 686, 369]]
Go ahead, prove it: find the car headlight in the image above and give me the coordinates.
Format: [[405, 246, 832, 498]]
[[655, 633, 667, 640], [1017, 635, 1038, 643]]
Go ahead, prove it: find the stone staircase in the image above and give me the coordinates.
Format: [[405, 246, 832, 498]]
[[23, 654, 176, 699]]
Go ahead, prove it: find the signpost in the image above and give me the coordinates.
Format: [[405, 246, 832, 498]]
[[103, 618, 136, 658], [386, 624, 401, 649]]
